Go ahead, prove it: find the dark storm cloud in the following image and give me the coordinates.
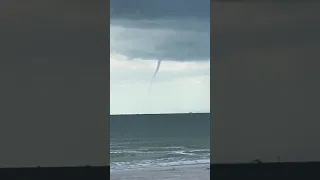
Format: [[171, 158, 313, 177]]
[[212, 2, 320, 163], [111, 19, 210, 61], [0, 0, 109, 166], [110, 0, 210, 62], [110, 0, 210, 20], [1, 0, 108, 64]]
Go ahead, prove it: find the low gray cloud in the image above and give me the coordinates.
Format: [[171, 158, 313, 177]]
[[110, 0, 210, 62]]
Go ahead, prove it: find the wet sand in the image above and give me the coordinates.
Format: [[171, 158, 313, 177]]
[[111, 164, 209, 180]]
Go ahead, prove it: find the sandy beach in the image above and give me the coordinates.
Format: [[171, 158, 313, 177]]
[[111, 164, 209, 180]]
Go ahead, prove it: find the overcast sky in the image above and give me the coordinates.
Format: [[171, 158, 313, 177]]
[[110, 0, 210, 114], [211, 2, 320, 163]]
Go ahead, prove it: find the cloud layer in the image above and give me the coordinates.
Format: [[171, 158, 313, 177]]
[[111, 0, 209, 20], [111, 19, 210, 62], [110, 0, 210, 62]]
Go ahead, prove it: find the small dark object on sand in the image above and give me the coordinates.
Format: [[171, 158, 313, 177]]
[[166, 168, 176, 171]]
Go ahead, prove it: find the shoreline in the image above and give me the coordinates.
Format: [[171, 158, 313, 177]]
[[111, 161, 210, 172]]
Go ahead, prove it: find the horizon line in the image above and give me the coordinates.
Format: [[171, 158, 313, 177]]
[[110, 112, 210, 116]]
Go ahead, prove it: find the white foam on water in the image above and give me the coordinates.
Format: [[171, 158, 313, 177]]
[[172, 150, 195, 156], [111, 147, 209, 165], [111, 158, 210, 172]]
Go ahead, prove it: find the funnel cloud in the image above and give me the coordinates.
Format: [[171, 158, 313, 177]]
[[148, 59, 162, 93]]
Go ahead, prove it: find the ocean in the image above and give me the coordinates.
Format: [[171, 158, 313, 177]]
[[110, 113, 210, 180]]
